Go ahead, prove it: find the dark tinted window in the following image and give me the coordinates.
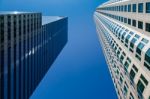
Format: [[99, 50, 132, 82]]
[[146, 2, 150, 13], [146, 23, 150, 32], [132, 20, 136, 27], [128, 4, 131, 12], [136, 43, 144, 55], [128, 19, 131, 25], [145, 48, 150, 64], [138, 21, 143, 29], [132, 4, 136, 12], [138, 3, 143, 13]]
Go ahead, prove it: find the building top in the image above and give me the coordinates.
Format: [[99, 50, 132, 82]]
[[0, 11, 40, 15], [98, 0, 128, 8], [42, 16, 64, 25]]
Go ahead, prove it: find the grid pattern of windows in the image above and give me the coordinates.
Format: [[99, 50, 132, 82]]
[[0, 13, 68, 99], [97, 2, 150, 14], [96, 11, 150, 34], [95, 1, 150, 98]]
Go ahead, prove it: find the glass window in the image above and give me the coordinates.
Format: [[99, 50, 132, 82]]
[[132, 20, 136, 27], [124, 85, 128, 96], [121, 5, 124, 11], [125, 35, 131, 44], [142, 38, 149, 44], [124, 5, 127, 12], [124, 18, 127, 23], [135, 34, 140, 39], [140, 75, 148, 85], [146, 2, 150, 13], [132, 4, 136, 12], [136, 43, 144, 55], [120, 76, 123, 84], [124, 61, 129, 72], [138, 3, 143, 13], [121, 32, 126, 41], [130, 69, 136, 82], [130, 93, 134, 99], [128, 19, 131, 25], [133, 64, 138, 72], [128, 4, 131, 12], [129, 31, 134, 35], [130, 38, 137, 48], [138, 21, 143, 29], [146, 23, 150, 32], [121, 17, 124, 22], [144, 62, 150, 70], [120, 55, 124, 63], [137, 80, 145, 96], [145, 48, 150, 64]]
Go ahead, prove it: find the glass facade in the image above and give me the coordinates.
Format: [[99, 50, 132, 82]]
[[0, 13, 68, 99]]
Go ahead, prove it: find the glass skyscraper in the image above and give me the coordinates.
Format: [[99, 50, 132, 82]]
[[94, 0, 150, 99], [0, 12, 68, 99]]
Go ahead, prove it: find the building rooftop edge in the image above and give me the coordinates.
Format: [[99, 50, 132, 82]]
[[0, 11, 41, 15]]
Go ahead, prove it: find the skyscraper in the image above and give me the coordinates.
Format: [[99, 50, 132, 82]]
[[94, 0, 150, 99], [0, 12, 68, 99]]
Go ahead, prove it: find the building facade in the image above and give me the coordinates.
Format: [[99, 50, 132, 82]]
[[0, 12, 68, 99], [94, 0, 150, 99]]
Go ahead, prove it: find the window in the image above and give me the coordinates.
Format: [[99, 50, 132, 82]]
[[137, 75, 148, 97], [121, 17, 124, 22], [138, 21, 143, 29], [132, 4, 136, 12], [132, 20, 136, 27], [128, 19, 131, 25], [140, 75, 148, 85], [144, 48, 150, 70], [125, 35, 131, 45], [146, 2, 150, 13], [130, 69, 136, 82], [130, 38, 137, 48], [120, 76, 123, 84], [128, 4, 131, 12], [124, 61, 129, 72], [137, 80, 145, 97], [0, 16, 4, 43], [133, 65, 138, 72], [145, 48, 150, 63], [124, 18, 127, 23], [130, 64, 138, 84], [146, 23, 150, 32], [124, 5, 127, 12], [135, 34, 140, 39], [121, 32, 126, 41], [142, 38, 149, 44], [136, 43, 144, 55], [124, 82, 128, 96], [121, 5, 123, 11], [138, 3, 143, 13], [130, 93, 134, 99], [120, 55, 124, 63]]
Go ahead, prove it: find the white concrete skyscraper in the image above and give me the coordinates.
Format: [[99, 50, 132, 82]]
[[94, 0, 150, 99]]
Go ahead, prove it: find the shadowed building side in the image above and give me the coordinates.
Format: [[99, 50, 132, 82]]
[[0, 12, 68, 99]]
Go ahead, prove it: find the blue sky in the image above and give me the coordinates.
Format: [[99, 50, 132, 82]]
[[0, 0, 117, 99]]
